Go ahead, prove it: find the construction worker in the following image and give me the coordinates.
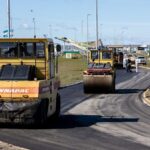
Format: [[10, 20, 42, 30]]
[[126, 58, 132, 72]]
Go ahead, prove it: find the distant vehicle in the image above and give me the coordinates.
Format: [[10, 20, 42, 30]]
[[137, 47, 145, 51], [136, 56, 147, 65]]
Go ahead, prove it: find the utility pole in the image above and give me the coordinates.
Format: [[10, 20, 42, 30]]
[[87, 14, 91, 50], [96, 0, 99, 50], [81, 20, 83, 46], [7, 0, 11, 38]]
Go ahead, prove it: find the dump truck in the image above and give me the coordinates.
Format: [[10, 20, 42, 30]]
[[0, 38, 61, 124], [83, 49, 116, 93]]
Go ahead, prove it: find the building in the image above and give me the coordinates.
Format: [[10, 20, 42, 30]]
[[63, 50, 81, 59]]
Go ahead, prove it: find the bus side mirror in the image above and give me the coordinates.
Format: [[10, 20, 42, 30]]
[[56, 44, 61, 52]]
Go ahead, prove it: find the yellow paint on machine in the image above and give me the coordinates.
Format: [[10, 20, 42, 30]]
[[0, 81, 12, 98], [0, 81, 39, 99]]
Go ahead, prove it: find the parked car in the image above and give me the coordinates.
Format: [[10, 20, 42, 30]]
[[136, 56, 147, 65]]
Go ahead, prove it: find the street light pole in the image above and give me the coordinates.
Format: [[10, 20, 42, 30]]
[[96, 0, 99, 50], [33, 18, 36, 38], [31, 9, 36, 38], [81, 20, 83, 46], [7, 0, 11, 38], [87, 14, 91, 50]]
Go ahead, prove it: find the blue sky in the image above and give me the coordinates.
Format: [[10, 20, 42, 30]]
[[1, 0, 150, 44]]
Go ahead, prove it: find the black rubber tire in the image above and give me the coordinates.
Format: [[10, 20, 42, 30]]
[[34, 99, 48, 125], [51, 93, 61, 120], [111, 80, 116, 93], [83, 85, 90, 93]]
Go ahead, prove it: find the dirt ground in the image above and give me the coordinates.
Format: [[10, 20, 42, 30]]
[[143, 89, 150, 106], [0, 141, 28, 150]]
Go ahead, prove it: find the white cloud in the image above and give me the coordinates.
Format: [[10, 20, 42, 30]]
[[22, 23, 29, 29], [17, 23, 32, 30]]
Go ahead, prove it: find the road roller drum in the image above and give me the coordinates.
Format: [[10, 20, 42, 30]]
[[83, 74, 115, 93]]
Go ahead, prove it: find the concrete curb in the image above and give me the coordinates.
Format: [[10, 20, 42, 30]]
[[132, 65, 150, 70], [142, 89, 150, 106], [139, 66, 150, 70], [134, 65, 150, 106], [59, 81, 82, 89], [137, 65, 150, 106]]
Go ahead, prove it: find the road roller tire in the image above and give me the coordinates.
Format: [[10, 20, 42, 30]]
[[34, 99, 49, 125], [51, 93, 61, 121], [83, 85, 90, 93], [110, 81, 115, 93]]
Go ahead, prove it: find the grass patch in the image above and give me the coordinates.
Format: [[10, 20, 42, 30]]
[[58, 56, 87, 86]]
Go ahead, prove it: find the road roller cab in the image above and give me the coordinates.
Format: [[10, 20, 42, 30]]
[[0, 38, 61, 124], [83, 49, 116, 93]]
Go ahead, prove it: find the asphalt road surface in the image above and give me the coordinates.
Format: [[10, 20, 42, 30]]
[[0, 68, 150, 150]]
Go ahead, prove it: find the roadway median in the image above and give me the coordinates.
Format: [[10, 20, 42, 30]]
[[139, 65, 150, 106]]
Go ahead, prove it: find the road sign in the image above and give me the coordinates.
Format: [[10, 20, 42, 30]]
[[3, 29, 13, 38]]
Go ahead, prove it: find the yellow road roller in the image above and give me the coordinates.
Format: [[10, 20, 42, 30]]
[[83, 49, 116, 93], [0, 38, 61, 124]]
